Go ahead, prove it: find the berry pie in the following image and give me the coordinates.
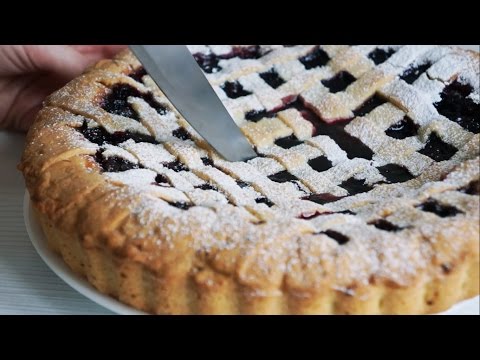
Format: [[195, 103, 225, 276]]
[[20, 45, 479, 314]]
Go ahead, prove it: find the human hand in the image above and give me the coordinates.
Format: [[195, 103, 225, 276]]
[[0, 45, 126, 132]]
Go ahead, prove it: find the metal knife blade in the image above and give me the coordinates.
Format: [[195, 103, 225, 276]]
[[129, 45, 257, 162]]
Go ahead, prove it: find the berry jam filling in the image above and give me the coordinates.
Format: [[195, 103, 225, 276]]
[[434, 81, 479, 134], [128, 67, 147, 82], [255, 197, 274, 207], [193, 46, 267, 74], [221, 81, 252, 99], [294, 100, 374, 160], [308, 156, 333, 172], [193, 53, 221, 73], [321, 71, 356, 93], [164, 160, 189, 172], [339, 178, 373, 195], [302, 193, 345, 205], [368, 219, 403, 232], [385, 116, 419, 139], [274, 134, 303, 149], [232, 45, 264, 59], [338, 210, 355, 215], [418, 132, 457, 162], [459, 180, 479, 195], [416, 198, 463, 217], [78, 121, 158, 145], [95, 151, 139, 172], [400, 62, 432, 84], [298, 211, 322, 220], [322, 230, 349, 245], [245, 109, 270, 122], [154, 174, 170, 185], [259, 68, 285, 89], [172, 127, 192, 141], [268, 170, 298, 183], [368, 48, 396, 65], [353, 94, 387, 117], [195, 183, 218, 191], [168, 201, 193, 210], [101, 84, 167, 121], [201, 157, 214, 166], [236, 180, 250, 188], [377, 164, 414, 183], [299, 46, 330, 70]]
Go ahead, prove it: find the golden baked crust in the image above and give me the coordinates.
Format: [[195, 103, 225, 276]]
[[20, 46, 479, 314]]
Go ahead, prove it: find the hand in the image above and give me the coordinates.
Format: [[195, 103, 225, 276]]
[[0, 45, 126, 132]]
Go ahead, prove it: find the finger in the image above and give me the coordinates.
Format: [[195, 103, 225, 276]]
[[17, 45, 94, 79], [71, 45, 127, 58]]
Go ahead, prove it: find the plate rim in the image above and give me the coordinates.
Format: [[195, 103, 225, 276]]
[[23, 190, 146, 315], [23, 190, 479, 315]]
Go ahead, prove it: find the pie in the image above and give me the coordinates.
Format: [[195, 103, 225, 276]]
[[19, 45, 479, 314]]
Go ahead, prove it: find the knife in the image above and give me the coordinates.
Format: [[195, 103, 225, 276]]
[[129, 45, 257, 162]]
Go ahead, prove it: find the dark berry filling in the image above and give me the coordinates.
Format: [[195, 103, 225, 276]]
[[259, 68, 285, 89], [168, 201, 193, 210], [255, 197, 274, 207], [368, 48, 396, 65], [95, 151, 139, 172], [232, 45, 263, 59], [434, 81, 479, 134], [339, 178, 373, 195], [274, 134, 303, 149], [400, 62, 432, 84], [101, 84, 167, 121], [79, 121, 158, 145], [321, 71, 356, 93], [164, 160, 189, 172], [299, 46, 330, 69], [201, 157, 214, 166], [172, 127, 192, 141], [308, 156, 333, 172], [193, 53, 221, 73], [245, 109, 269, 122], [418, 132, 457, 162], [385, 116, 419, 139], [459, 179, 480, 195], [322, 230, 349, 245], [377, 164, 414, 183], [298, 211, 322, 220], [128, 67, 147, 82], [302, 193, 345, 205], [236, 180, 250, 188], [416, 198, 463, 217], [221, 81, 251, 99], [268, 170, 298, 183], [353, 94, 387, 117], [195, 183, 218, 191], [154, 174, 170, 185], [369, 219, 403, 232], [295, 100, 374, 159]]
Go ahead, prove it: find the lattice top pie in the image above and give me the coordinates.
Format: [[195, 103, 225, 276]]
[[20, 45, 479, 314]]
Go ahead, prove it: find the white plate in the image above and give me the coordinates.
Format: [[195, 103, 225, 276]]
[[24, 191, 146, 315], [24, 191, 479, 315]]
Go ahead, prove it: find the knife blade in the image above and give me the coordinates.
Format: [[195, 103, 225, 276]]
[[129, 45, 257, 162]]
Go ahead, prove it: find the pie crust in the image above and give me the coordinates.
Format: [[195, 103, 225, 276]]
[[20, 45, 479, 314]]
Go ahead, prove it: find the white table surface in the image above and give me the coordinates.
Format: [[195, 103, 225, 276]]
[[1, 45, 478, 315]]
